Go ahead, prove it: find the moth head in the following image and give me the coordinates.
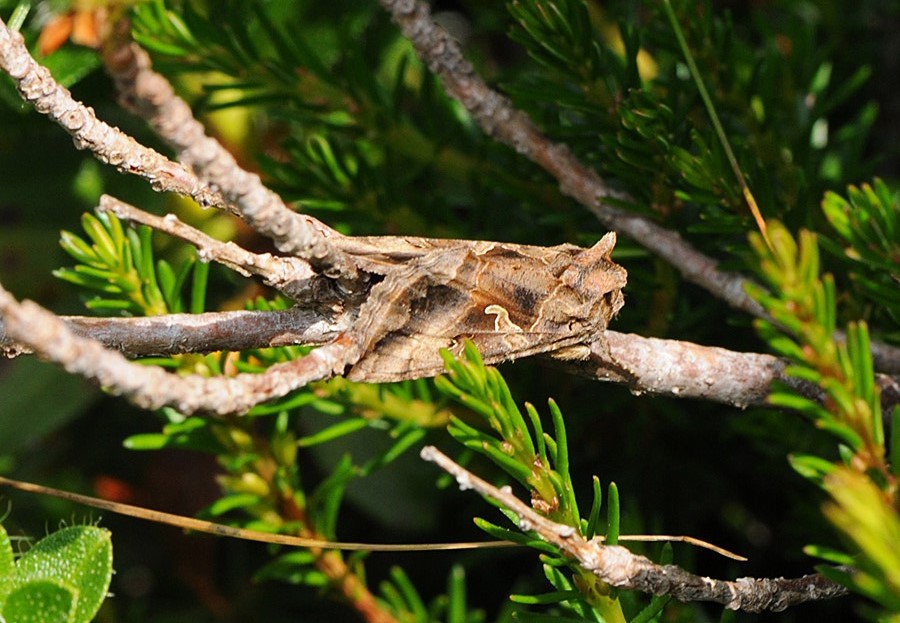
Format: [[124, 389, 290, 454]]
[[561, 233, 627, 297]]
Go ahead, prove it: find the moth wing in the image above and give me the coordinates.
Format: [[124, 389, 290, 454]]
[[347, 328, 583, 383], [347, 284, 582, 383]]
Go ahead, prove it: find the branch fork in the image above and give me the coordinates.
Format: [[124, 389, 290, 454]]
[[421, 445, 849, 612]]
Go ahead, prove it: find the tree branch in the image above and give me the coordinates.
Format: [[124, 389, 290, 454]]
[[0, 17, 353, 280], [420, 445, 849, 612], [4, 308, 895, 414], [0, 283, 355, 416], [378, 0, 761, 316], [97, 195, 319, 301], [0, 308, 348, 359], [99, 21, 357, 280], [377, 0, 900, 376], [0, 19, 224, 210], [570, 332, 900, 414], [2, 11, 896, 414]]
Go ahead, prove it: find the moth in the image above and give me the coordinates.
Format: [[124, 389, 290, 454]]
[[345, 232, 627, 382], [0, 15, 628, 416]]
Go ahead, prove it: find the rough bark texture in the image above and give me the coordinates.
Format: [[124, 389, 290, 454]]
[[421, 446, 849, 612]]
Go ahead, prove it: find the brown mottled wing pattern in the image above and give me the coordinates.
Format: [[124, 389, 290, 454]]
[[347, 233, 626, 383]]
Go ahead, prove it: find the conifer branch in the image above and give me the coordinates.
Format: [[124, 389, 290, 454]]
[[0, 283, 357, 415], [378, 0, 762, 317], [378, 0, 900, 375], [421, 445, 850, 612], [1, 11, 897, 416], [99, 21, 357, 280], [0, 16, 355, 280], [0, 5, 891, 619], [847, 333, 900, 375], [97, 195, 319, 301], [3, 307, 895, 414], [252, 459, 402, 623]]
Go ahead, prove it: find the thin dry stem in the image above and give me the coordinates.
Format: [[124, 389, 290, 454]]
[[101, 22, 356, 279], [0, 475, 516, 552], [420, 445, 849, 612], [0, 284, 358, 416], [98, 195, 318, 301], [0, 19, 228, 210], [0, 475, 750, 558]]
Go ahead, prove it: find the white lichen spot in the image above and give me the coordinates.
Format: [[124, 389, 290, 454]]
[[598, 546, 639, 585], [500, 485, 513, 495], [557, 525, 576, 538], [455, 473, 472, 491], [578, 549, 600, 571], [163, 213, 178, 225]]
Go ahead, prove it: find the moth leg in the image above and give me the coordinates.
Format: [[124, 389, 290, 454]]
[[548, 336, 638, 385], [549, 344, 593, 361]]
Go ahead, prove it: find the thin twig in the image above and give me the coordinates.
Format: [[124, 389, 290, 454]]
[[0, 308, 348, 358], [98, 195, 318, 301], [570, 332, 900, 414], [420, 445, 849, 613], [100, 21, 356, 280], [2, 11, 896, 408], [0, 17, 355, 281], [0, 283, 358, 416], [0, 19, 226, 210], [4, 310, 896, 414]]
